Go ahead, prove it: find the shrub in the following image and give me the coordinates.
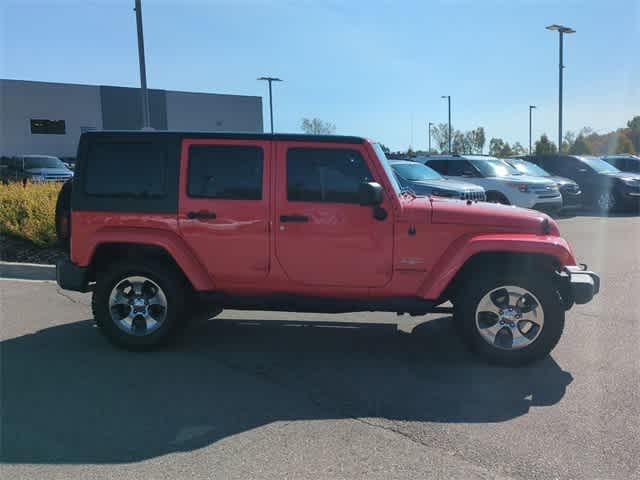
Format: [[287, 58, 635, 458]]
[[0, 181, 62, 247]]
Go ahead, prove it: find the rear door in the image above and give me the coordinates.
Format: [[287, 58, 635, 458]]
[[178, 139, 270, 283], [274, 142, 394, 287]]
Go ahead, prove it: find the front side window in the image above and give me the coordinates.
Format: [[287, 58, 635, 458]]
[[470, 159, 520, 177], [30, 119, 66, 135], [579, 156, 620, 174], [448, 160, 476, 176], [188, 145, 263, 200], [509, 159, 551, 177], [287, 148, 373, 203], [425, 160, 449, 175]]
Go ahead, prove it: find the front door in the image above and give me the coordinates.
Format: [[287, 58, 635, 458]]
[[178, 139, 270, 283], [274, 142, 394, 287]]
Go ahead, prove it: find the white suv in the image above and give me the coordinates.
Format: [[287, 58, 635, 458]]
[[422, 154, 562, 212]]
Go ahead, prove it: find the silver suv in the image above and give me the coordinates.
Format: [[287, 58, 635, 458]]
[[423, 154, 562, 212]]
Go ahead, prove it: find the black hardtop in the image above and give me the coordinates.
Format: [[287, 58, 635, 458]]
[[81, 130, 366, 145]]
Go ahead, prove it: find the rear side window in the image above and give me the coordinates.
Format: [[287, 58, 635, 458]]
[[85, 142, 166, 197], [188, 145, 263, 200], [447, 160, 472, 176], [287, 148, 373, 203], [426, 160, 449, 175]]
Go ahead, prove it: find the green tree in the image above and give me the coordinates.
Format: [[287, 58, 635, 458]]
[[569, 135, 593, 155], [452, 130, 469, 153], [406, 147, 415, 157], [535, 134, 558, 155], [608, 133, 636, 154], [488, 138, 514, 157], [300, 118, 336, 135], [431, 123, 451, 153], [511, 142, 526, 156], [470, 127, 486, 153], [562, 131, 576, 152], [627, 116, 640, 131]]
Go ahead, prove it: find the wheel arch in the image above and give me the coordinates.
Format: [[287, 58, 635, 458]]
[[419, 234, 576, 302], [82, 231, 214, 291]]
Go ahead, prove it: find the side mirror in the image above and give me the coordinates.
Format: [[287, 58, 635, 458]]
[[462, 170, 475, 177], [359, 182, 384, 206]]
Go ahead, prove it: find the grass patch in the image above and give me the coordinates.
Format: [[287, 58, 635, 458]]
[[0, 182, 62, 247]]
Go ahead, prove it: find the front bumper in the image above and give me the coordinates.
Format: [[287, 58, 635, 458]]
[[56, 257, 91, 292], [559, 265, 600, 308], [532, 198, 563, 213]]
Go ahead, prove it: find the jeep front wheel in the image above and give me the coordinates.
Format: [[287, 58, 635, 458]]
[[92, 262, 186, 350], [454, 272, 564, 366]]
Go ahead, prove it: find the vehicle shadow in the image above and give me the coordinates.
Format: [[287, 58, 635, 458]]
[[1, 316, 573, 464]]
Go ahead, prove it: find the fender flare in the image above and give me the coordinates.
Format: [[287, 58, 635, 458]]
[[418, 233, 576, 300], [83, 227, 214, 291]]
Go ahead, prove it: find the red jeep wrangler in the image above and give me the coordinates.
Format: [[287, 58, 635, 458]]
[[56, 131, 599, 365]]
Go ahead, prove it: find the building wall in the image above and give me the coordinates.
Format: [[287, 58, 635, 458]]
[[0, 79, 264, 159], [165, 91, 263, 132], [1, 79, 103, 158], [100, 86, 167, 130]]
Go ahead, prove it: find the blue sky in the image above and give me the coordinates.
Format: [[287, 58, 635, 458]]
[[2, 0, 638, 151]]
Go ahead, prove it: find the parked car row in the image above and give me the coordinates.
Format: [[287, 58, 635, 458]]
[[520, 154, 640, 212], [391, 153, 640, 213], [0, 155, 74, 183]]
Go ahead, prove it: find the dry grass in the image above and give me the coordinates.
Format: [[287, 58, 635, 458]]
[[0, 181, 62, 247]]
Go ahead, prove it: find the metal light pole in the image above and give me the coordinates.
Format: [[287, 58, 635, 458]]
[[546, 24, 575, 153], [529, 105, 536, 154], [134, 0, 151, 130], [257, 77, 283, 134], [428, 122, 434, 152], [441, 96, 451, 153]]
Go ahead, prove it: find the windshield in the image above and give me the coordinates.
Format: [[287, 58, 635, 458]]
[[23, 156, 65, 169], [509, 159, 551, 177], [392, 162, 442, 181], [580, 156, 621, 173], [470, 159, 520, 177], [373, 143, 401, 195]]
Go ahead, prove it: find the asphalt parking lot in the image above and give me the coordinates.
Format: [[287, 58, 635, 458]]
[[1, 213, 639, 480]]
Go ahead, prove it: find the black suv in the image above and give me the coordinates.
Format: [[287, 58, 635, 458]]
[[523, 154, 640, 212]]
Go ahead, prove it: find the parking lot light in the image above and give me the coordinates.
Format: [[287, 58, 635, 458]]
[[257, 77, 283, 134], [546, 24, 576, 153]]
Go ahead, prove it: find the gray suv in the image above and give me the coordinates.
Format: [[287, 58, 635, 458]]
[[390, 160, 486, 201], [2, 155, 74, 182]]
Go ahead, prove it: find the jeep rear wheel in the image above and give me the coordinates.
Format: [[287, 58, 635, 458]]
[[454, 272, 564, 366], [92, 262, 187, 350]]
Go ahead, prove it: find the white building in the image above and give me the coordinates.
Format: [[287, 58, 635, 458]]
[[0, 79, 264, 158]]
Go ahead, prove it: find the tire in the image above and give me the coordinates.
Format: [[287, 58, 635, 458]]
[[486, 191, 510, 205], [92, 261, 187, 350], [453, 271, 564, 366], [55, 180, 73, 252]]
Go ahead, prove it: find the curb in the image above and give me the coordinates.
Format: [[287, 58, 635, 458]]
[[0, 261, 56, 281]]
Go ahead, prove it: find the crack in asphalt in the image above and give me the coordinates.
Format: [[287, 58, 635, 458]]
[[209, 355, 512, 480], [54, 287, 83, 305]]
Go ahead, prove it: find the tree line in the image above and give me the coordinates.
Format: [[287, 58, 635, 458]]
[[299, 115, 639, 158]]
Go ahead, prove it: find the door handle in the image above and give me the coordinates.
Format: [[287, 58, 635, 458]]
[[280, 214, 309, 223], [187, 210, 217, 220]]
